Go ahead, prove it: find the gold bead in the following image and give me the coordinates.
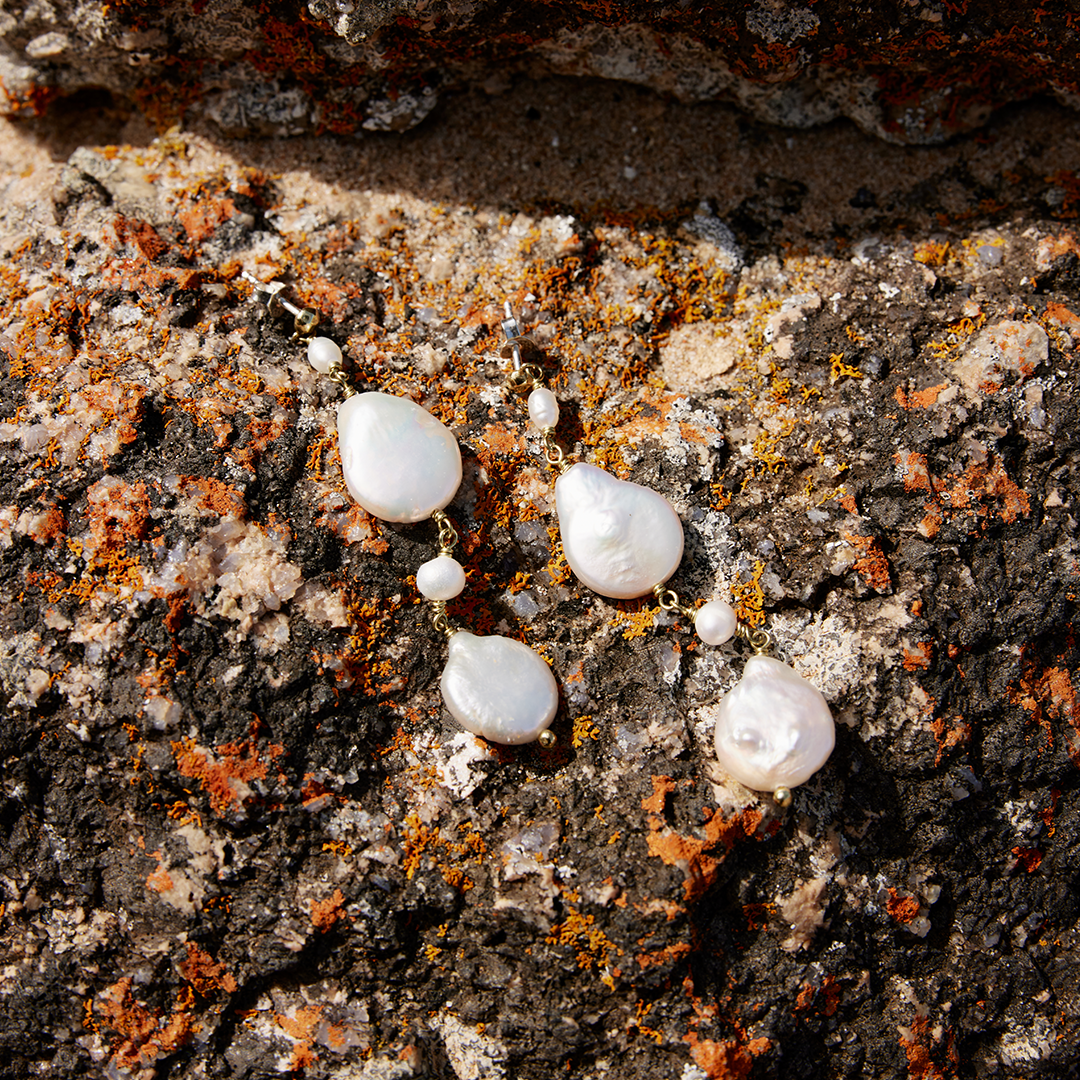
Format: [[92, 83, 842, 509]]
[[537, 729, 557, 749], [773, 786, 793, 808]]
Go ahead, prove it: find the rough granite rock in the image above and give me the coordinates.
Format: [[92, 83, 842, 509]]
[[1, 78, 1079, 1080], [3, 1, 1080, 143]]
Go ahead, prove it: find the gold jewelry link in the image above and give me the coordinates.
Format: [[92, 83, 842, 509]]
[[431, 600, 458, 638], [651, 583, 697, 620], [326, 363, 357, 398], [541, 427, 570, 474], [432, 509, 459, 555], [736, 622, 773, 655]]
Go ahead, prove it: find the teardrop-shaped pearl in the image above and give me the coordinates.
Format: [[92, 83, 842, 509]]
[[336, 393, 462, 523], [713, 655, 834, 791], [440, 632, 558, 745], [554, 462, 684, 599]]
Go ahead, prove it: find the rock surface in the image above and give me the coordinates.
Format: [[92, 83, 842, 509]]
[[1, 78, 1080, 1079], [3, 1, 1080, 142]]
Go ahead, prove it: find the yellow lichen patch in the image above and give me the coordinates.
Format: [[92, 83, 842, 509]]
[[730, 562, 766, 627], [545, 906, 623, 971], [571, 715, 599, 749], [400, 813, 486, 890]]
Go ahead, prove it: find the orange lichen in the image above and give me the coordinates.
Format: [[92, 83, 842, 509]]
[[311, 889, 347, 931], [886, 889, 921, 924], [276, 1005, 322, 1072], [929, 714, 971, 765], [1011, 847, 1043, 873], [91, 977, 198, 1072], [894, 450, 1030, 537], [641, 775, 677, 814], [178, 943, 237, 995], [687, 1035, 771, 1080], [895, 383, 949, 409], [1007, 649, 1080, 755], [843, 531, 892, 592], [172, 723, 284, 815], [635, 941, 691, 970], [902, 641, 934, 671], [899, 1012, 958, 1080], [645, 806, 762, 901]]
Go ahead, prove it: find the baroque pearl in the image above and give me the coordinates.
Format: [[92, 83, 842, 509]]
[[713, 655, 834, 791], [527, 387, 559, 429], [440, 632, 559, 744], [416, 555, 466, 600], [695, 599, 737, 645], [308, 336, 342, 374], [554, 462, 684, 599], [337, 392, 461, 523]]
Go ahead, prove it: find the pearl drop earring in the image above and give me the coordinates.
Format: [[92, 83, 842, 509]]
[[245, 275, 559, 747], [501, 302, 834, 803]]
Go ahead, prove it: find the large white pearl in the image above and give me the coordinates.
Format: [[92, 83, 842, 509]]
[[336, 393, 461, 523], [695, 599, 737, 645], [527, 387, 559, 429], [440, 632, 558, 745], [713, 655, 835, 791], [554, 462, 684, 599], [416, 555, 466, 600]]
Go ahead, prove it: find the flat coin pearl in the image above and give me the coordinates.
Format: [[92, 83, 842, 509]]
[[336, 392, 462, 523], [713, 655, 835, 791], [527, 387, 560, 429], [416, 555, 466, 600], [554, 462, 684, 599], [695, 599, 738, 645], [440, 632, 559, 745], [308, 336, 342, 374]]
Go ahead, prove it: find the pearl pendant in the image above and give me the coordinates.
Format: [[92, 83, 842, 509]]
[[713, 655, 834, 792], [336, 393, 462, 523], [440, 632, 559, 745], [554, 463, 684, 599]]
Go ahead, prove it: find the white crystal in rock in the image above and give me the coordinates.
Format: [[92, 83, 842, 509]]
[[695, 599, 737, 645], [308, 336, 342, 374], [416, 555, 466, 600], [527, 387, 559, 429], [713, 655, 835, 791], [440, 632, 558, 744], [554, 462, 684, 599], [337, 392, 461, 523]]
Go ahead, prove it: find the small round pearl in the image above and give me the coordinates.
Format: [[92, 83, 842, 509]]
[[527, 387, 559, 429], [695, 599, 737, 645], [416, 555, 466, 600], [308, 336, 342, 374]]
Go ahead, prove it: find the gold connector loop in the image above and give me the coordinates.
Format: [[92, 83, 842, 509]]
[[652, 583, 696, 620], [736, 623, 773, 656], [432, 509, 459, 555], [326, 364, 357, 398], [431, 600, 458, 638], [541, 427, 570, 474]]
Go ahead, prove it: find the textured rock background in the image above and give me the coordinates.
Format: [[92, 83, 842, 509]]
[[3, 1, 1080, 142], [2, 29, 1080, 1080]]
